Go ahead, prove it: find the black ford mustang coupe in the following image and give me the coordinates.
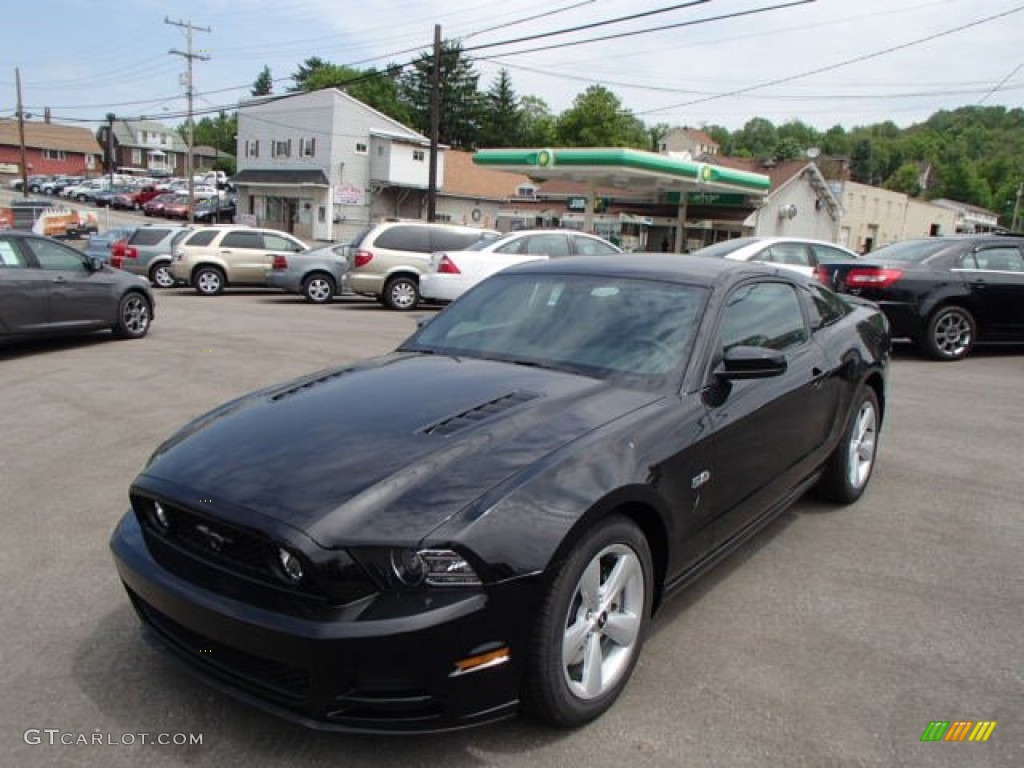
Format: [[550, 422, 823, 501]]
[[111, 255, 890, 733]]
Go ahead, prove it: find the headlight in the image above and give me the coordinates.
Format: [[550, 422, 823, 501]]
[[358, 548, 482, 589], [151, 500, 171, 531]]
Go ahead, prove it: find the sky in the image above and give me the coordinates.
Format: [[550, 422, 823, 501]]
[[1, 0, 1021, 136]]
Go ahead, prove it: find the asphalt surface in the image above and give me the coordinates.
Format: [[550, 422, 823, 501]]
[[1, 287, 1021, 768]]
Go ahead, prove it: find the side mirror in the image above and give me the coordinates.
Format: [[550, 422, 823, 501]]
[[85, 255, 104, 272], [416, 316, 433, 330], [716, 345, 787, 380]]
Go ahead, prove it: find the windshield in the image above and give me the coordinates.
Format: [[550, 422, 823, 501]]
[[691, 237, 759, 258], [401, 272, 708, 386], [868, 239, 952, 262]]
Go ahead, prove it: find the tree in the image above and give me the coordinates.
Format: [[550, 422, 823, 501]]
[[519, 95, 556, 146], [180, 111, 237, 155], [479, 69, 521, 148], [554, 85, 647, 148], [400, 41, 484, 149], [300, 62, 410, 124], [884, 163, 923, 197], [850, 139, 873, 183], [773, 136, 803, 162], [290, 57, 329, 92], [251, 66, 273, 97], [648, 122, 672, 152], [733, 118, 778, 159]]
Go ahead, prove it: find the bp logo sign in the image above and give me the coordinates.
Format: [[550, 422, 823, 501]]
[[536, 149, 553, 167]]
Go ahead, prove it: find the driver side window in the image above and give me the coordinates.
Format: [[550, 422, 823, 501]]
[[720, 282, 808, 352]]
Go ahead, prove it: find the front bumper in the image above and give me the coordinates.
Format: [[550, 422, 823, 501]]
[[110, 512, 537, 733]]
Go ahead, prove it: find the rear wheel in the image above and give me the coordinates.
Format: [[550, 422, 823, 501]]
[[193, 266, 225, 296], [522, 515, 652, 728], [112, 293, 151, 339], [303, 273, 336, 304], [383, 275, 419, 311], [921, 305, 975, 361], [149, 262, 176, 289], [816, 387, 879, 504]]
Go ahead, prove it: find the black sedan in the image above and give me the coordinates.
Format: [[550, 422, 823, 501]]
[[110, 255, 890, 732], [824, 234, 1024, 360], [0, 231, 153, 341]]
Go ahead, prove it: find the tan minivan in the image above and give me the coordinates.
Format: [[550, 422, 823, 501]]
[[170, 226, 308, 295], [348, 221, 497, 310]]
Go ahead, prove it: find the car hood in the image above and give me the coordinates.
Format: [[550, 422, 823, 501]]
[[136, 353, 660, 547]]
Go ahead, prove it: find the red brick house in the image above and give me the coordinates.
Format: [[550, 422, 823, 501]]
[[0, 119, 103, 180]]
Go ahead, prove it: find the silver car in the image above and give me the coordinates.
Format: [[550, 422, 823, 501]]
[[267, 243, 350, 304]]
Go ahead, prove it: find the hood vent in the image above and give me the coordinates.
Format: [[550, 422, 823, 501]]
[[271, 369, 350, 402], [421, 391, 539, 437]]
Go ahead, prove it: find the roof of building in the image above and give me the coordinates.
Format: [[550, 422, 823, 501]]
[[0, 119, 102, 155], [681, 127, 719, 147], [442, 150, 534, 200], [112, 120, 188, 152], [929, 198, 999, 218]]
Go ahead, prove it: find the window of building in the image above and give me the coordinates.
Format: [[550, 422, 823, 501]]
[[413, 150, 425, 162], [246, 140, 260, 158], [272, 139, 291, 158], [300, 137, 316, 157], [355, 142, 367, 154], [131, 148, 142, 165], [516, 185, 537, 198], [42, 149, 67, 160]]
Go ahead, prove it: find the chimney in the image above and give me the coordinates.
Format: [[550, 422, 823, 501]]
[[44, 107, 51, 124]]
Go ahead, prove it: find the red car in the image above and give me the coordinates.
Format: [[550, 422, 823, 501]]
[[111, 186, 163, 211], [142, 193, 178, 217]]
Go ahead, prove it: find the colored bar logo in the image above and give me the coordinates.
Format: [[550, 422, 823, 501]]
[[920, 721, 997, 742]]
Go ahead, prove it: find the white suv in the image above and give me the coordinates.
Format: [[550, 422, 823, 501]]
[[170, 226, 307, 295]]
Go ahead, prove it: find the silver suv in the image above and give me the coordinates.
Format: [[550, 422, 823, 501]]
[[170, 226, 307, 296], [348, 221, 497, 310]]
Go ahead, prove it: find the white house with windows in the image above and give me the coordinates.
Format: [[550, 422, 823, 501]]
[[234, 89, 441, 242]]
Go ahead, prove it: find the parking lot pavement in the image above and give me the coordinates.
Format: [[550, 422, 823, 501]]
[[2, 292, 1021, 768]]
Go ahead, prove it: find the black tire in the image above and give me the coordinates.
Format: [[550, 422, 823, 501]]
[[382, 275, 419, 311], [920, 305, 975, 361], [149, 262, 176, 289], [193, 266, 225, 296], [112, 292, 151, 339], [816, 387, 880, 504], [522, 515, 653, 728], [302, 273, 336, 304]]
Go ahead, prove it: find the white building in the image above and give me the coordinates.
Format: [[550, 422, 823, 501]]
[[234, 89, 442, 242]]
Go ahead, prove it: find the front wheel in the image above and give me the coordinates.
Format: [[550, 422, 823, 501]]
[[193, 266, 225, 296], [112, 292, 151, 339], [816, 387, 880, 504], [522, 515, 652, 728], [921, 305, 975, 361], [382, 275, 419, 311], [302, 273, 336, 304]]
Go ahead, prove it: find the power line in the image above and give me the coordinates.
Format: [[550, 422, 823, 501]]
[[640, 2, 1024, 114], [977, 61, 1024, 105]]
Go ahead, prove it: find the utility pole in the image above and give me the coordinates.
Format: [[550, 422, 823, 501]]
[[1012, 181, 1023, 232], [166, 16, 210, 223], [15, 68, 28, 198], [106, 113, 115, 188], [427, 24, 441, 223]]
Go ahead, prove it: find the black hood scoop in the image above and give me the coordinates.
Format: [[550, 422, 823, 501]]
[[421, 390, 540, 437]]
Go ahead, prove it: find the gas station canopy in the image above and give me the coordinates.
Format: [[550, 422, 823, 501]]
[[472, 148, 770, 251], [472, 147, 770, 195]]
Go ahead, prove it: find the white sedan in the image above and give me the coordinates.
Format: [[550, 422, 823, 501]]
[[420, 229, 621, 303], [691, 236, 860, 279]]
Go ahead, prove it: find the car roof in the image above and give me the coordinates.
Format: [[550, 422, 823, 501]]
[[501, 252, 795, 287]]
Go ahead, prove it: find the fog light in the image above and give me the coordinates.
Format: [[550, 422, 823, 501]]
[[278, 548, 304, 583], [152, 501, 171, 531]]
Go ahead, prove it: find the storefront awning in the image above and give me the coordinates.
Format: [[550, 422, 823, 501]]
[[232, 169, 330, 187]]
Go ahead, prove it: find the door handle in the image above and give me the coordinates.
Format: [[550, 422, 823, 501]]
[[811, 367, 825, 389], [52, 276, 66, 283]]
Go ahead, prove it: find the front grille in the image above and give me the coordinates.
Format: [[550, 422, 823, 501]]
[[131, 590, 309, 703], [132, 495, 376, 605], [421, 390, 539, 437], [328, 685, 441, 723]]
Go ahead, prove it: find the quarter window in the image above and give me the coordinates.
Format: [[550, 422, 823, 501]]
[[0, 238, 26, 267], [130, 229, 172, 246], [264, 233, 303, 252], [185, 230, 218, 247], [720, 282, 809, 352]]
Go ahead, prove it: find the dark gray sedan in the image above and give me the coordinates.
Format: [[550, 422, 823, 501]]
[[267, 242, 350, 303], [0, 231, 154, 341]]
